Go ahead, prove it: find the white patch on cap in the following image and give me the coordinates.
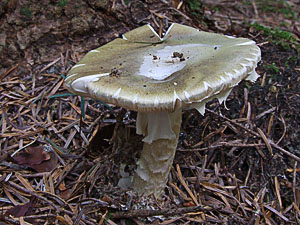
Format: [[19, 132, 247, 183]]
[[89, 50, 100, 53], [138, 44, 212, 80], [138, 47, 185, 80], [69, 73, 109, 94]]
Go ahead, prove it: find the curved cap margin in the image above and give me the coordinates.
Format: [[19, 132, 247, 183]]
[[65, 23, 261, 112]]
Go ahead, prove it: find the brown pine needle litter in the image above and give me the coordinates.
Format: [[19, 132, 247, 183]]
[[1, 0, 300, 224]]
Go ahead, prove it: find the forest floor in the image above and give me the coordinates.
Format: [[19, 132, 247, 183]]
[[0, 0, 300, 224]]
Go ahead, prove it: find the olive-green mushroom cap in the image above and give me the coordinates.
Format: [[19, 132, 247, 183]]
[[65, 23, 261, 113]]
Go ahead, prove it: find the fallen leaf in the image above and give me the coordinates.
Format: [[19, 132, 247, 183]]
[[5, 197, 37, 217], [58, 182, 67, 191], [13, 146, 57, 172], [30, 151, 58, 172], [13, 146, 50, 165], [58, 189, 72, 200]]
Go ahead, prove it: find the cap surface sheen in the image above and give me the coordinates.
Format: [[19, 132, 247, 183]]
[[65, 23, 261, 112]]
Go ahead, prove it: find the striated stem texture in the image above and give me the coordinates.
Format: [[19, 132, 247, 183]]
[[132, 109, 182, 197]]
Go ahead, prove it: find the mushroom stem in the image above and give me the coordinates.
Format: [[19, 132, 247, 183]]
[[132, 109, 182, 197]]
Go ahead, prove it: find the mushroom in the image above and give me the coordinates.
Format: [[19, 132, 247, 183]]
[[65, 23, 261, 197]]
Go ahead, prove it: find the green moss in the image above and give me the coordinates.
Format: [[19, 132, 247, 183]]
[[279, 21, 289, 28], [242, 1, 251, 6], [19, 5, 32, 17], [57, 0, 68, 7], [186, 0, 207, 24], [265, 62, 279, 73], [187, 0, 202, 11], [284, 56, 298, 68], [251, 22, 300, 50], [257, 0, 296, 19]]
